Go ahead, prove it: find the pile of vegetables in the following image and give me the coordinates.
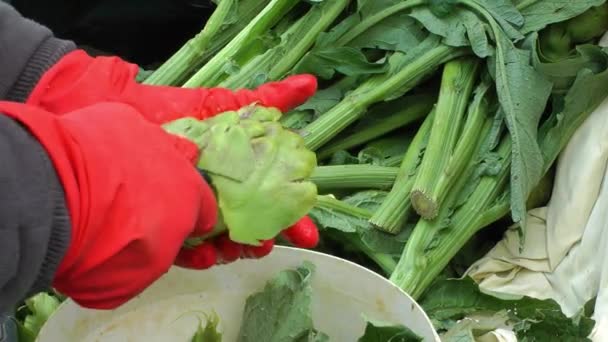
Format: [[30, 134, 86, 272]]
[[13, 0, 608, 341]]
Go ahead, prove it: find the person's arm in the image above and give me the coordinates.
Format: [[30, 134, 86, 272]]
[[0, 114, 70, 315], [0, 2, 75, 102]]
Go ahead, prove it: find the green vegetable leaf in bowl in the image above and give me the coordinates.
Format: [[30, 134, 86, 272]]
[[358, 317, 423, 342], [237, 262, 325, 342]]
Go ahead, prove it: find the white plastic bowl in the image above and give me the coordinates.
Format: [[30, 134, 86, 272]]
[[36, 246, 440, 341]]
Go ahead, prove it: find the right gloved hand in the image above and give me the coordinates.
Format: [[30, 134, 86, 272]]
[[0, 99, 317, 310], [24, 49, 322, 269]]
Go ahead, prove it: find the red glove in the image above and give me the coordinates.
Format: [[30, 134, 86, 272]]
[[0, 101, 215, 309], [25, 51, 320, 281], [0, 100, 318, 310], [26, 50, 315, 125]]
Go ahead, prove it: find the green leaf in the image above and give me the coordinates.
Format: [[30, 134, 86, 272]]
[[21, 293, 61, 340], [428, 0, 458, 17], [309, 202, 368, 233], [294, 0, 426, 79], [409, 7, 494, 58], [359, 226, 411, 255], [281, 110, 314, 130], [539, 44, 608, 169], [487, 20, 553, 230], [343, 190, 388, 211], [293, 47, 388, 80], [191, 312, 222, 342], [312, 191, 411, 254], [475, 0, 525, 36], [237, 263, 324, 342], [357, 318, 423, 341], [295, 76, 361, 116], [440, 311, 511, 342], [420, 278, 595, 340], [516, 0, 606, 34], [347, 12, 426, 53]]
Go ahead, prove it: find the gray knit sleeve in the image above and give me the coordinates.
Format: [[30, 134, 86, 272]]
[[0, 2, 75, 102], [0, 114, 71, 315]]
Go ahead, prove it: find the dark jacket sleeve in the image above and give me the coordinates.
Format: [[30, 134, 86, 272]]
[[0, 2, 75, 102], [0, 3, 75, 314], [0, 115, 71, 315]]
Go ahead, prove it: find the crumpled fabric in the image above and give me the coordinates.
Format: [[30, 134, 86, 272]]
[[466, 32, 608, 341]]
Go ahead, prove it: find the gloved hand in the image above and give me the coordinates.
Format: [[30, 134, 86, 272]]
[[0, 99, 317, 310], [25, 49, 321, 271], [26, 50, 314, 124]]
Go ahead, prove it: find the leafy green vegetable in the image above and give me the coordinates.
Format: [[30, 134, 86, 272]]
[[163, 105, 318, 245], [420, 278, 595, 340], [292, 47, 388, 80], [409, 0, 553, 231], [357, 318, 423, 342], [190, 312, 222, 342], [538, 43, 608, 171], [515, 0, 606, 35], [219, 0, 351, 89], [302, 34, 465, 151], [439, 311, 511, 342], [16, 293, 61, 342], [237, 262, 327, 342]]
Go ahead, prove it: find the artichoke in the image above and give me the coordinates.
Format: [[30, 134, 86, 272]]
[[163, 105, 318, 245]]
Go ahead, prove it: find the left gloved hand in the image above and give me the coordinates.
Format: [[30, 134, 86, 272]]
[[25, 49, 321, 270], [26, 50, 315, 124]]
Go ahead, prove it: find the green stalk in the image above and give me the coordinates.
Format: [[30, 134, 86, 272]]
[[143, 0, 236, 85], [219, 0, 350, 89], [303, 44, 465, 151], [183, 0, 300, 88], [384, 155, 405, 167], [314, 195, 373, 218], [410, 57, 480, 219], [414, 80, 492, 220], [369, 110, 435, 234], [143, 0, 269, 86], [316, 94, 435, 160], [314, 195, 397, 274], [390, 138, 512, 300], [311, 165, 399, 191]]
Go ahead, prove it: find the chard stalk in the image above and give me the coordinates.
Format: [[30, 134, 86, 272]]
[[384, 155, 405, 167], [302, 43, 465, 151], [410, 57, 480, 219], [390, 138, 512, 300], [311, 165, 399, 191], [144, 0, 270, 86], [369, 111, 435, 234], [183, 0, 300, 88], [219, 0, 350, 89], [316, 94, 434, 160]]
